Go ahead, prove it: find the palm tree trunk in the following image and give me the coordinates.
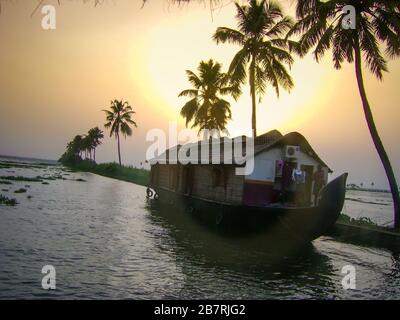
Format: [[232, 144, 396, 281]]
[[354, 40, 400, 229], [117, 131, 122, 166], [250, 56, 257, 137], [93, 148, 96, 162]]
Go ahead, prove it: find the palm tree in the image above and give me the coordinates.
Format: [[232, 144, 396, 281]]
[[71, 135, 84, 159], [179, 59, 240, 136], [88, 127, 104, 163], [213, 0, 297, 137], [289, 0, 400, 228], [103, 100, 137, 166], [81, 135, 92, 160]]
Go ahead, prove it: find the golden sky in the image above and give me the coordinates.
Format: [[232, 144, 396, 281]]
[[0, 0, 399, 189]]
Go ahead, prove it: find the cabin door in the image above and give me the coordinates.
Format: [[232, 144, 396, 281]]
[[302, 165, 314, 206]]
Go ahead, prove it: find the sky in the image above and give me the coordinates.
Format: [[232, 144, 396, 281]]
[[0, 0, 399, 189]]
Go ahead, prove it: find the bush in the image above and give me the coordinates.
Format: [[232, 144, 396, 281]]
[[65, 162, 150, 187]]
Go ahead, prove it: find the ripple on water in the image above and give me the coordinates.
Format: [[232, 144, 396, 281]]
[[0, 159, 400, 299]]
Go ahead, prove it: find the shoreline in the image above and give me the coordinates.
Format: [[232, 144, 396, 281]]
[[328, 222, 400, 250], [63, 161, 400, 249], [65, 161, 150, 187]]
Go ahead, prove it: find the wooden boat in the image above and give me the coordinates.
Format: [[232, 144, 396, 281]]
[[147, 173, 348, 241], [147, 130, 348, 242]]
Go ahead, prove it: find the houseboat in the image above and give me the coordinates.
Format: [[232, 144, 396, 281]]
[[147, 130, 348, 241]]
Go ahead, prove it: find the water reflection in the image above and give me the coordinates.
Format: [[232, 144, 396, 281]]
[[146, 200, 340, 299], [1, 158, 400, 299]]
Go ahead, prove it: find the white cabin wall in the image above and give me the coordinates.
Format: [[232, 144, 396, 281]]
[[245, 148, 281, 182], [245, 147, 325, 182]]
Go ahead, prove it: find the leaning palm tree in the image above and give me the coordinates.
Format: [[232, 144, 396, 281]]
[[103, 100, 137, 166], [289, 0, 400, 228], [179, 59, 240, 137], [213, 0, 297, 137], [88, 127, 104, 163]]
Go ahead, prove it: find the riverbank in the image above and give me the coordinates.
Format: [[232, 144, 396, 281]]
[[65, 161, 150, 187], [2, 159, 399, 299], [329, 221, 400, 250], [62, 161, 400, 250]]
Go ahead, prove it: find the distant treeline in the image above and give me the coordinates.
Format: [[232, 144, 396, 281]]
[[59, 127, 104, 165]]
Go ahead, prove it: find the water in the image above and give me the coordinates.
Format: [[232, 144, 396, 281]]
[[0, 157, 399, 299], [344, 190, 394, 227]]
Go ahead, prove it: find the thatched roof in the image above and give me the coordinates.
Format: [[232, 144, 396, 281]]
[[254, 131, 332, 172], [150, 129, 332, 172]]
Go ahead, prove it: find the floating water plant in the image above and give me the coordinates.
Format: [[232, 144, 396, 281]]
[[0, 194, 17, 206], [0, 176, 43, 182], [14, 188, 27, 194]]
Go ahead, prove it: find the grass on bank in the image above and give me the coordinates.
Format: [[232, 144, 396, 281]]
[[338, 213, 378, 227], [66, 161, 150, 187], [337, 214, 400, 234]]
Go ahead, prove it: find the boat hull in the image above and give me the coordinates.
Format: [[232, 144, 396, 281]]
[[149, 173, 348, 242]]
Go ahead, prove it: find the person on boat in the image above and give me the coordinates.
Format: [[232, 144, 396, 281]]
[[292, 167, 306, 206], [313, 165, 326, 206]]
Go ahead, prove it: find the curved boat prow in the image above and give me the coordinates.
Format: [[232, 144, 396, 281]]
[[314, 173, 349, 235], [320, 173, 348, 209]]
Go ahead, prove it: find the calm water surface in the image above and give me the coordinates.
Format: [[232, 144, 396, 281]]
[[0, 158, 399, 299]]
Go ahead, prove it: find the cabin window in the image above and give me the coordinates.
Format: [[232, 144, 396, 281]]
[[212, 168, 225, 188]]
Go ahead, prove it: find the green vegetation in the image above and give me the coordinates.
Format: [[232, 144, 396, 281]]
[[0, 194, 17, 206], [179, 59, 239, 135], [67, 161, 150, 187], [0, 176, 43, 182], [0, 180, 12, 185], [213, 0, 297, 137], [0, 161, 47, 169], [59, 127, 104, 165], [289, 0, 400, 228], [14, 188, 27, 194], [87, 127, 104, 162], [103, 100, 137, 166], [338, 214, 378, 228]]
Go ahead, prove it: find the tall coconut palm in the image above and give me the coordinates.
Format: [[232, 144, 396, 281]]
[[88, 127, 104, 162], [81, 135, 93, 160], [213, 0, 297, 137], [71, 135, 84, 159], [179, 59, 240, 136], [103, 100, 137, 166], [289, 0, 400, 228]]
